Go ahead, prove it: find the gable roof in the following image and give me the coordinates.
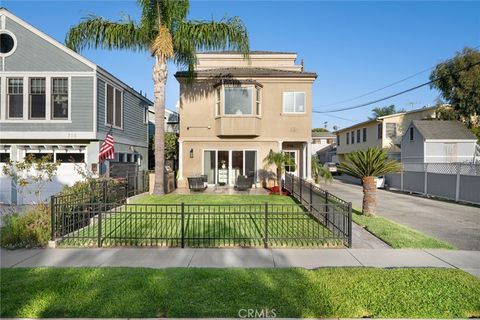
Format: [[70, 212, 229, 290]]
[[175, 67, 317, 79], [411, 120, 477, 140], [1, 8, 153, 105]]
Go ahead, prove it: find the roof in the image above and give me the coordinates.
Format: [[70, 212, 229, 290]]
[[1, 8, 152, 106], [411, 120, 477, 140], [175, 67, 317, 79], [312, 131, 336, 138], [334, 106, 436, 133]]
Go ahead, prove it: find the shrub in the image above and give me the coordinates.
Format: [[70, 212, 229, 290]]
[[0, 205, 50, 249]]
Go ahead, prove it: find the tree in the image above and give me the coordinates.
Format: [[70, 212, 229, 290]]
[[312, 128, 329, 133], [430, 47, 480, 128], [66, 0, 249, 194], [263, 150, 295, 195], [369, 105, 406, 119], [337, 147, 401, 216], [311, 156, 332, 185], [2, 154, 60, 205]]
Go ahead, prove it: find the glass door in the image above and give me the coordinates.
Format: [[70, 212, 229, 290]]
[[217, 151, 229, 185], [231, 151, 244, 185], [203, 150, 216, 184], [284, 150, 298, 176]]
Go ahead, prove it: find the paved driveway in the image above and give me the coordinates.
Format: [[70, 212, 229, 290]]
[[322, 176, 480, 250]]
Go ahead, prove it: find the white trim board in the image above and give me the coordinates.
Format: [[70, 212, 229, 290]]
[[0, 8, 96, 70]]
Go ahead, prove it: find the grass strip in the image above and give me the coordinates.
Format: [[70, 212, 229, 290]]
[[1, 267, 479, 318], [352, 208, 456, 249]]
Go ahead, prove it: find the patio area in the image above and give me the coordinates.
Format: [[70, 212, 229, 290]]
[[173, 185, 270, 195]]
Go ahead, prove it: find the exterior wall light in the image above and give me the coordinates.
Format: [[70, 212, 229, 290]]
[[190, 148, 194, 158]]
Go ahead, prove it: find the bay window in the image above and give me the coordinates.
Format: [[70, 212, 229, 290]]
[[283, 92, 305, 113], [224, 87, 253, 115], [7, 78, 23, 119], [29, 77, 46, 119]]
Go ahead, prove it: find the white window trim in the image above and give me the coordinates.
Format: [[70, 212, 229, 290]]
[[282, 91, 306, 114], [0, 74, 72, 122], [104, 82, 123, 129], [0, 29, 18, 58], [221, 85, 260, 118]]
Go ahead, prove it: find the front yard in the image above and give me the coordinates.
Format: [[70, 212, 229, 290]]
[[60, 195, 340, 248], [1, 267, 479, 318]]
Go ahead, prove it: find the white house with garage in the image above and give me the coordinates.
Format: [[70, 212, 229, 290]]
[[0, 8, 152, 204]]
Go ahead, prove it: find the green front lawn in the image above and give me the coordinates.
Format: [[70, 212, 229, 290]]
[[352, 208, 456, 249], [1, 267, 479, 318], [60, 195, 339, 248]]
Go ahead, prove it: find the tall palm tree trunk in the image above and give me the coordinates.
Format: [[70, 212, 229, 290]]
[[362, 176, 377, 216], [152, 55, 167, 195]]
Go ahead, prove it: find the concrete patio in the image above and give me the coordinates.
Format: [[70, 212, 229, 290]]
[[172, 185, 270, 195], [2, 248, 479, 278]]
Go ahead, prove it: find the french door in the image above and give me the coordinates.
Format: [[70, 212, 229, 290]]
[[203, 150, 257, 185], [283, 150, 299, 176]]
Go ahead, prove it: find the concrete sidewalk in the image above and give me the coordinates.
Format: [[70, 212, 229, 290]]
[[1, 248, 479, 278]]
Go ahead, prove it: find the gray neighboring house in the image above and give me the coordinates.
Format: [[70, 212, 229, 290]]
[[0, 8, 152, 204], [401, 120, 478, 164]]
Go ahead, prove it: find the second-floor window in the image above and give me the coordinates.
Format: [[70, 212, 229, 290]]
[[29, 78, 46, 119], [337, 135, 340, 146], [409, 127, 414, 141], [52, 78, 68, 119], [224, 87, 253, 115], [106, 84, 123, 128], [7, 78, 23, 119], [356, 129, 360, 143], [386, 123, 397, 138], [363, 128, 367, 142], [351, 131, 355, 144], [283, 92, 305, 113], [346, 132, 350, 145]]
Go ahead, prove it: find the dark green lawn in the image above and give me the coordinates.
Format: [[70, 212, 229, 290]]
[[60, 195, 340, 248], [1, 267, 479, 318]]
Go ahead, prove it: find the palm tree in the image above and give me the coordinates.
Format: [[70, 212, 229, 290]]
[[369, 105, 405, 119], [66, 0, 249, 194], [337, 147, 401, 216], [263, 150, 295, 195], [311, 156, 332, 185]]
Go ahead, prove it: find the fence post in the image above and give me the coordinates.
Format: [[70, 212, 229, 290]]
[[325, 190, 330, 228], [455, 163, 461, 202], [309, 182, 313, 212], [98, 180, 106, 248], [264, 203, 268, 248], [181, 202, 185, 248], [347, 202, 353, 248], [299, 176, 303, 203], [424, 163, 428, 195], [50, 195, 55, 241]]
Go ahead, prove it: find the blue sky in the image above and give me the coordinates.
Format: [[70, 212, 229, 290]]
[[3, 0, 479, 130]]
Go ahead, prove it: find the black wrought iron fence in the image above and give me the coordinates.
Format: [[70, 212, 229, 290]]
[[51, 172, 148, 239], [53, 202, 347, 248], [284, 173, 352, 247], [50, 172, 351, 248]]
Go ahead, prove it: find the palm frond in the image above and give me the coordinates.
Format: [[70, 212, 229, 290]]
[[263, 150, 296, 173], [151, 25, 174, 57], [337, 147, 402, 179], [173, 17, 249, 60], [311, 156, 333, 184], [66, 15, 149, 52]]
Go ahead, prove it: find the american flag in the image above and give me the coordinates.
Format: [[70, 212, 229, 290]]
[[99, 131, 115, 162]]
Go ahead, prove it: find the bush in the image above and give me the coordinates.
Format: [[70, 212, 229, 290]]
[[0, 205, 50, 249]]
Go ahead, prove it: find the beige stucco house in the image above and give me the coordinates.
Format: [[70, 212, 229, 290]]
[[174, 51, 317, 188], [335, 107, 437, 162]]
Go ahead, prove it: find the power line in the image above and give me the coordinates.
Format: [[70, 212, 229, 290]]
[[313, 60, 480, 114], [318, 44, 480, 108], [319, 113, 358, 123]]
